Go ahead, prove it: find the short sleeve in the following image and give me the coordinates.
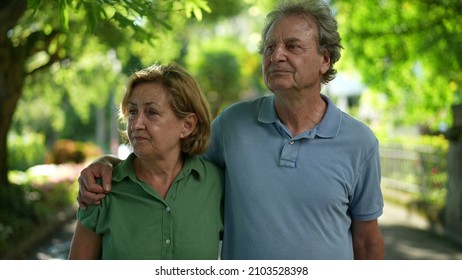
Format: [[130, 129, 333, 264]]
[[77, 205, 101, 232], [350, 141, 384, 221]]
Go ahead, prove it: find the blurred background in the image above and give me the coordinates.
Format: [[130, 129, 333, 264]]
[[1, 0, 462, 259]]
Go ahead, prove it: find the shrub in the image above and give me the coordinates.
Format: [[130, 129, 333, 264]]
[[0, 182, 45, 256], [1, 164, 81, 258], [45, 139, 103, 164], [7, 132, 46, 171]]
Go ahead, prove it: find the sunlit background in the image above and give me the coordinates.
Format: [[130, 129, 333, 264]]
[[1, 0, 461, 259]]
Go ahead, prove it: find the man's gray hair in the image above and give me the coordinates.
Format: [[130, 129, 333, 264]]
[[259, 0, 343, 84]]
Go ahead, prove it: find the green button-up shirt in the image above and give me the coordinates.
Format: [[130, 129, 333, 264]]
[[78, 153, 224, 260]]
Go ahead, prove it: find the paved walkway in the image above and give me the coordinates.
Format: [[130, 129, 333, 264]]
[[379, 201, 462, 260], [25, 201, 462, 260]]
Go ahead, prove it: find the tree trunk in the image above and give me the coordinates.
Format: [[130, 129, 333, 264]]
[[444, 104, 462, 245], [0, 0, 28, 189], [0, 46, 26, 188], [1, 0, 69, 190]]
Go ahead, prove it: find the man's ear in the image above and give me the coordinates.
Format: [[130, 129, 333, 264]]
[[320, 50, 331, 75], [180, 113, 198, 138]]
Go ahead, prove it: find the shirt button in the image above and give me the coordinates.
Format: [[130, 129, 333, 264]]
[[289, 140, 295, 145], [166, 207, 171, 212], [165, 239, 171, 245]]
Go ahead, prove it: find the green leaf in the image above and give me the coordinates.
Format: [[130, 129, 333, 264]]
[[27, 0, 42, 10], [59, 0, 69, 31]]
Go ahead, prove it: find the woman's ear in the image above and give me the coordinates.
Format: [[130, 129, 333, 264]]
[[180, 113, 198, 138]]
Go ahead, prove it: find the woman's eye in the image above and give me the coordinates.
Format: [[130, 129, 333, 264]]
[[128, 109, 137, 115]]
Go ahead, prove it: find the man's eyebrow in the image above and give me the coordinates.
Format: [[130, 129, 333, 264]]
[[283, 37, 302, 43], [264, 37, 302, 44]]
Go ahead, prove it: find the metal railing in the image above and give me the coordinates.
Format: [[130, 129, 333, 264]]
[[380, 145, 448, 196]]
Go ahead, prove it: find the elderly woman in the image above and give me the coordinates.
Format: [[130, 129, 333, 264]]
[[68, 63, 223, 260]]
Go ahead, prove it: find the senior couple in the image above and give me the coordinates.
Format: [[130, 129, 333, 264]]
[[69, 0, 384, 260]]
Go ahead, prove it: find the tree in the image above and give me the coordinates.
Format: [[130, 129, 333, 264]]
[[334, 0, 462, 129], [197, 50, 242, 116], [0, 0, 211, 190]]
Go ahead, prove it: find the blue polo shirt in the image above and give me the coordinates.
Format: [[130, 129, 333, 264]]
[[204, 94, 383, 260]]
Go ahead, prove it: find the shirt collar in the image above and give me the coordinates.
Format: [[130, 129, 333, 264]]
[[113, 153, 203, 183], [317, 94, 342, 138], [257, 94, 342, 138]]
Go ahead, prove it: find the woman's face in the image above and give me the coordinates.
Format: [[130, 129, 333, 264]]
[[127, 82, 187, 161]]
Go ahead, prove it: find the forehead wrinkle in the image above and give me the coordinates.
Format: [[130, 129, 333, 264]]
[[266, 36, 300, 43], [128, 100, 158, 107]]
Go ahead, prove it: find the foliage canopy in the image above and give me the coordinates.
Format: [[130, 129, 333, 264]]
[[335, 0, 462, 129]]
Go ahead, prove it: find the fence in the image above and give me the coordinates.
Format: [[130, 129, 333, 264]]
[[380, 144, 448, 215]]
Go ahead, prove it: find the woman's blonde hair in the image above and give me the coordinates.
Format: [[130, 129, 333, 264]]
[[120, 63, 212, 155]]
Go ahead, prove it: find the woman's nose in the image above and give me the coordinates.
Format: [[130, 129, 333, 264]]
[[131, 114, 145, 130]]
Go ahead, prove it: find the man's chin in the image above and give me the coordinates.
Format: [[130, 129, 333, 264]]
[[267, 83, 293, 93]]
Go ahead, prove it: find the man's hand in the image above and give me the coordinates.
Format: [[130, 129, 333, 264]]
[[77, 155, 121, 210]]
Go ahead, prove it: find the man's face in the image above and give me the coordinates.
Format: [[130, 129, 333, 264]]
[[262, 15, 330, 94]]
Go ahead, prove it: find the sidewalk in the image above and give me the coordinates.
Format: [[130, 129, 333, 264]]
[[25, 200, 462, 260], [379, 200, 462, 260]]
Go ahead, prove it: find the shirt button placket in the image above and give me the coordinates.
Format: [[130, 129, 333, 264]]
[[279, 139, 298, 167], [162, 205, 173, 258]]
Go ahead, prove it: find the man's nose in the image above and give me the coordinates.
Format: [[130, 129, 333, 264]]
[[271, 44, 288, 63]]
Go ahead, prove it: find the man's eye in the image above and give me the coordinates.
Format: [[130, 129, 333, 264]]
[[288, 44, 298, 49], [264, 45, 274, 54], [148, 110, 158, 116]]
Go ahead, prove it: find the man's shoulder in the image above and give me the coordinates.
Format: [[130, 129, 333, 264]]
[[188, 155, 224, 177], [221, 95, 269, 116], [341, 112, 376, 137]]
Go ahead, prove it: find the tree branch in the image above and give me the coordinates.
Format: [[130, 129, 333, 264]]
[[0, 0, 27, 44]]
